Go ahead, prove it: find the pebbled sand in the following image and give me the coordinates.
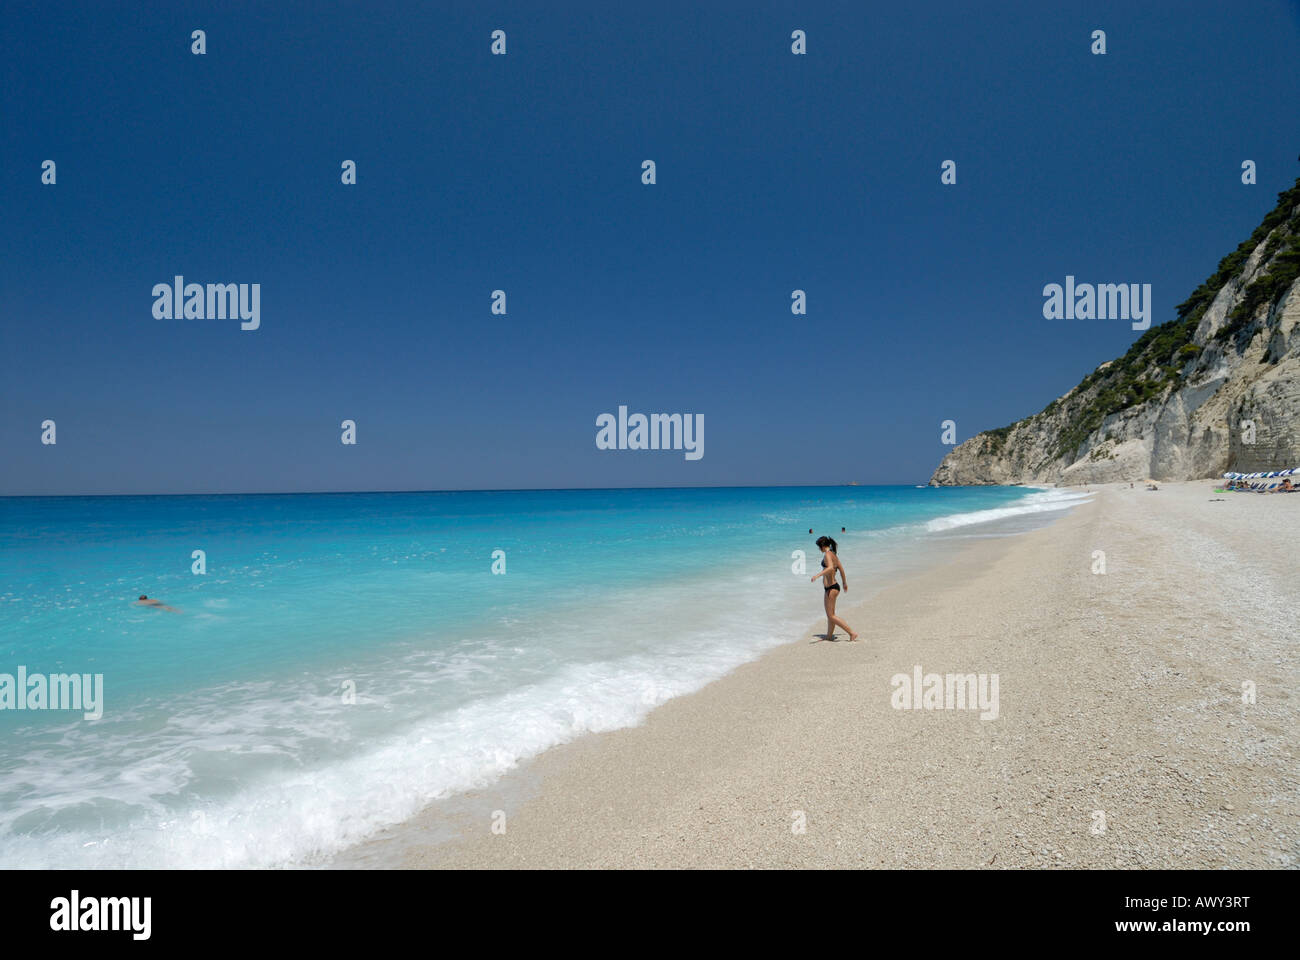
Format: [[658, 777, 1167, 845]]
[[367, 482, 1299, 869]]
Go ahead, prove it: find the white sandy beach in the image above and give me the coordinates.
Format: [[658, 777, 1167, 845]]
[[349, 482, 1299, 869]]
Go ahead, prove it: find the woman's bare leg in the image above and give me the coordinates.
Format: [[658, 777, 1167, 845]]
[[822, 589, 838, 639], [827, 590, 858, 641]]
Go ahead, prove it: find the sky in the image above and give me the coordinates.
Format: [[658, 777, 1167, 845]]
[[3, 0, 1299, 495]]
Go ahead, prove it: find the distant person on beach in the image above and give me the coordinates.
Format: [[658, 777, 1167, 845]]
[[135, 595, 180, 613], [811, 536, 858, 642]]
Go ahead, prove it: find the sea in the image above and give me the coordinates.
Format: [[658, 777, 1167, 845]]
[[0, 484, 1088, 867]]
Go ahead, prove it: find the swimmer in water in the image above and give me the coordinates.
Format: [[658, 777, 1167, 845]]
[[135, 595, 181, 613]]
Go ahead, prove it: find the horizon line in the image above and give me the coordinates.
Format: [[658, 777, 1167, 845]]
[[0, 480, 963, 499]]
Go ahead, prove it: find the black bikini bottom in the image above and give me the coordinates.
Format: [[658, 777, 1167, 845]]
[[824, 583, 840, 593]]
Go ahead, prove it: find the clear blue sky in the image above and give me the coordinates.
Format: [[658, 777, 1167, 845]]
[[3, 0, 1299, 495]]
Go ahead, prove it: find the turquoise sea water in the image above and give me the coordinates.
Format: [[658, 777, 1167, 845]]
[[0, 485, 1086, 867]]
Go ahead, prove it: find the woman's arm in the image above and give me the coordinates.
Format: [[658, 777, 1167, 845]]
[[835, 554, 847, 591]]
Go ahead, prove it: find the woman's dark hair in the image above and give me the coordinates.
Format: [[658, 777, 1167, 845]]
[[815, 536, 837, 553]]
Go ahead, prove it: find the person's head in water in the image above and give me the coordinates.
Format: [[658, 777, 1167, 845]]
[[815, 535, 838, 554], [139, 595, 148, 600]]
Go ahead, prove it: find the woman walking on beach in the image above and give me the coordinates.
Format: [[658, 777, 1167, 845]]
[[812, 535, 858, 642]]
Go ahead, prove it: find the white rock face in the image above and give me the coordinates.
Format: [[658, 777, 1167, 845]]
[[931, 200, 1300, 486]]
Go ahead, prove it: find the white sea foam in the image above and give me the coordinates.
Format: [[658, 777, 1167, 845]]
[[924, 488, 1091, 532], [0, 569, 811, 869]]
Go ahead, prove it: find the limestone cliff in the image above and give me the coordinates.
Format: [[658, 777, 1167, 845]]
[[930, 177, 1300, 486]]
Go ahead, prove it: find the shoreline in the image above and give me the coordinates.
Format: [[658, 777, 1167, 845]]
[[339, 481, 1299, 869], [330, 491, 1047, 868]]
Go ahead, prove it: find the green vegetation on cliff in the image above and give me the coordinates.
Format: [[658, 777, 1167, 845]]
[[995, 177, 1300, 465]]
